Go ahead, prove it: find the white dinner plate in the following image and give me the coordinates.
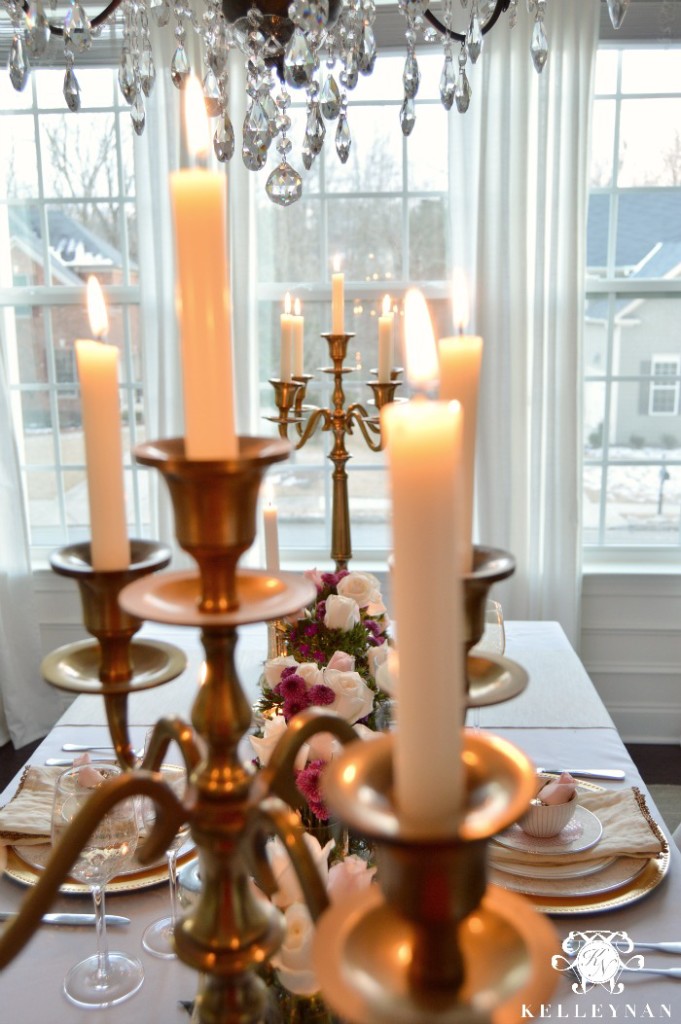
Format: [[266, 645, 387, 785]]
[[491, 855, 648, 899], [493, 804, 603, 856], [489, 853, 616, 881]]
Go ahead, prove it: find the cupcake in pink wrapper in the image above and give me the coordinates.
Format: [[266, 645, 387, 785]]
[[520, 772, 577, 838]]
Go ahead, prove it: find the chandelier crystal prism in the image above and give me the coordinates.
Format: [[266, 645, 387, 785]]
[[4, 0, 629, 204]]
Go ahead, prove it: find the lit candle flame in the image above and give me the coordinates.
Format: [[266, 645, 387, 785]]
[[332, 254, 342, 274], [451, 268, 471, 334], [87, 275, 108, 340], [284, 292, 292, 315], [263, 479, 275, 507], [294, 297, 301, 316], [404, 288, 439, 390], [185, 75, 210, 163], [382, 294, 391, 317]]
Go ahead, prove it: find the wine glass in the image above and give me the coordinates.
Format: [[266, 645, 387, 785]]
[[141, 762, 189, 959], [52, 762, 143, 1008]]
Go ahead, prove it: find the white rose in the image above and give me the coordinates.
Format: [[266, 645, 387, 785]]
[[266, 833, 335, 910], [249, 712, 308, 770], [263, 655, 299, 690], [271, 903, 318, 997], [353, 723, 382, 743], [324, 594, 360, 632], [367, 642, 389, 679], [327, 855, 377, 904], [306, 730, 343, 763], [295, 662, 324, 689], [336, 572, 382, 609], [323, 668, 375, 724], [375, 648, 398, 697]]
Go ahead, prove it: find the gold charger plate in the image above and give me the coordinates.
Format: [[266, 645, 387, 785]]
[[491, 776, 670, 916], [4, 844, 197, 896]]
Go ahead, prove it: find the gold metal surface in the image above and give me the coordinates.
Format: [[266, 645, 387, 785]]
[[463, 546, 516, 652], [270, 331, 402, 570], [41, 637, 186, 695], [313, 730, 556, 1021], [465, 654, 528, 709]]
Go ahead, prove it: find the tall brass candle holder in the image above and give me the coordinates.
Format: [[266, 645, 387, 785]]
[[462, 545, 528, 712], [269, 332, 402, 569], [312, 729, 559, 1023]]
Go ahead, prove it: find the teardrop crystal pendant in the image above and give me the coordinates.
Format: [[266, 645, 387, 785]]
[[242, 107, 269, 171], [402, 52, 420, 100], [140, 47, 156, 97], [530, 17, 548, 73], [131, 91, 146, 135], [118, 49, 136, 104], [26, 2, 50, 57], [63, 65, 81, 111], [63, 1, 91, 53], [335, 111, 351, 163], [341, 50, 358, 91], [305, 102, 325, 155], [207, 21, 230, 78], [400, 96, 416, 136], [284, 27, 315, 88], [266, 161, 303, 206], [203, 68, 222, 117], [9, 35, 29, 92], [359, 25, 377, 75], [320, 73, 341, 120], [607, 0, 629, 29], [170, 45, 190, 89], [288, 0, 328, 33], [467, 8, 483, 64], [440, 56, 455, 111], [214, 114, 235, 162], [455, 68, 471, 113]]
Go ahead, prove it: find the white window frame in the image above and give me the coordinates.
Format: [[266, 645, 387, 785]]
[[649, 354, 680, 417]]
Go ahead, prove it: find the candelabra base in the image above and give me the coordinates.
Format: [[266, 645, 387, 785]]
[[42, 638, 186, 695], [465, 654, 528, 710], [314, 883, 557, 1024]]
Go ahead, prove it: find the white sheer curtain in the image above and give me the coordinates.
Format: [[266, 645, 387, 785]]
[[449, 1, 599, 647], [0, 343, 66, 748]]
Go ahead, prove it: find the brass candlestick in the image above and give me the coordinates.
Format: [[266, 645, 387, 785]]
[[312, 729, 559, 1024], [268, 333, 402, 569]]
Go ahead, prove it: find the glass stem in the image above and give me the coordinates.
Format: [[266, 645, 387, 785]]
[[92, 884, 110, 981], [167, 850, 179, 928]]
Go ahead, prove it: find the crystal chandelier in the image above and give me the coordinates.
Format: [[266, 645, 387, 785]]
[[4, 0, 630, 205]]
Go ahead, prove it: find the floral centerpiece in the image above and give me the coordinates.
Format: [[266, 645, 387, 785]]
[[250, 570, 392, 1017]]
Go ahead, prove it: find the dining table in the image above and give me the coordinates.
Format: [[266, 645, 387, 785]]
[[1, 619, 679, 1022]]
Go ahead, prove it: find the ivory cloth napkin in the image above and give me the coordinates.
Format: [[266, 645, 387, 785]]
[[490, 787, 667, 869], [0, 765, 66, 848]]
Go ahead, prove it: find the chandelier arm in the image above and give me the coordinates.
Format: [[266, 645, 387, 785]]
[[19, 0, 123, 36], [423, 0, 511, 42], [141, 716, 203, 775], [251, 707, 359, 810], [0, 771, 177, 969], [246, 798, 331, 923], [346, 406, 383, 451]]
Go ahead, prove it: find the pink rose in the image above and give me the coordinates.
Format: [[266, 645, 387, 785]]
[[326, 650, 356, 673]]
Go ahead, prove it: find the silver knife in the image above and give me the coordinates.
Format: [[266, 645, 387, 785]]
[[0, 912, 130, 927], [45, 758, 114, 767], [536, 767, 625, 781]]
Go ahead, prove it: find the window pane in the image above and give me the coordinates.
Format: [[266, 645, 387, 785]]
[[408, 105, 447, 191], [325, 108, 402, 193], [604, 463, 680, 546], [1, 114, 40, 198], [328, 197, 403, 280], [256, 196, 323, 283], [621, 49, 681, 95], [589, 99, 615, 188], [40, 113, 120, 198], [615, 193, 681, 275], [45, 202, 127, 285], [618, 99, 681, 187], [409, 197, 448, 279], [594, 49, 618, 94], [584, 380, 606, 449], [584, 309, 608, 377]]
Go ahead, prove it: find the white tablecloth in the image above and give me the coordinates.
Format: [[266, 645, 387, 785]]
[[1, 622, 678, 1021]]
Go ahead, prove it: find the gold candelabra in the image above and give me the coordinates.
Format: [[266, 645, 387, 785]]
[[0, 434, 557, 1023], [268, 332, 402, 570]]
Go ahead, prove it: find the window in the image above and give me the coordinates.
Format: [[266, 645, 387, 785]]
[[649, 355, 680, 416], [584, 44, 681, 554], [254, 52, 452, 564], [0, 67, 150, 565]]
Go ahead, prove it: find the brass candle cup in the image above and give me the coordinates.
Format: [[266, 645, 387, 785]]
[[44, 540, 177, 689], [134, 436, 291, 613], [321, 330, 355, 364], [315, 730, 558, 1024], [463, 546, 515, 652], [367, 380, 400, 411]]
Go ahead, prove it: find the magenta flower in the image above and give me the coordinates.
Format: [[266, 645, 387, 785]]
[[296, 759, 329, 820]]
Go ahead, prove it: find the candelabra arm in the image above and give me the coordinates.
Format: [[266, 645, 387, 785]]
[[251, 708, 359, 810], [103, 691, 140, 770], [0, 771, 181, 968], [294, 407, 330, 449], [244, 798, 330, 923], [141, 716, 203, 775], [134, 770, 191, 865], [346, 405, 384, 452]]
